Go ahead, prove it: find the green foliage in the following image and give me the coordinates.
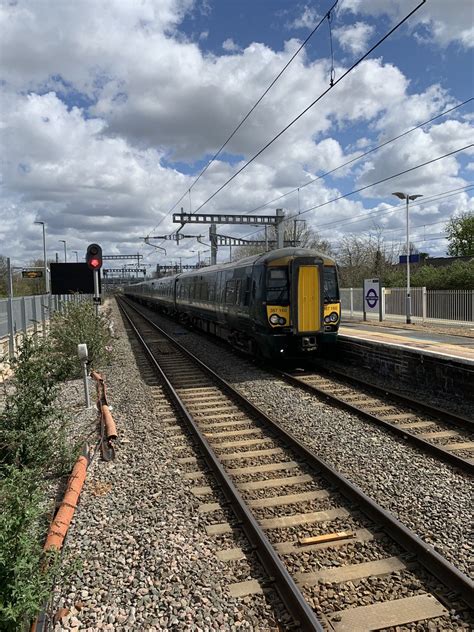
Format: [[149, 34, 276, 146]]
[[383, 260, 474, 290], [48, 300, 113, 378], [0, 336, 72, 472], [446, 211, 474, 256], [0, 467, 59, 632]]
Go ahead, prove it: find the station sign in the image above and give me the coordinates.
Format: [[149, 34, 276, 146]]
[[363, 278, 382, 321], [22, 269, 43, 279]]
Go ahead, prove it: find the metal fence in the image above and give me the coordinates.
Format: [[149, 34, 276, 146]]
[[341, 287, 473, 325], [0, 294, 91, 360]]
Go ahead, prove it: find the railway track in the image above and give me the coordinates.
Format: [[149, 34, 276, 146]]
[[278, 366, 474, 475], [118, 297, 473, 630]]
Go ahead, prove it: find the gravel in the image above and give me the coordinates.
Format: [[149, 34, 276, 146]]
[[135, 302, 473, 579], [51, 299, 284, 631]]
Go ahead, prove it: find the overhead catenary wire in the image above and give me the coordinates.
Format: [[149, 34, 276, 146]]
[[315, 185, 474, 233], [191, 0, 427, 215], [143, 0, 339, 239], [241, 97, 473, 217], [240, 145, 473, 243]]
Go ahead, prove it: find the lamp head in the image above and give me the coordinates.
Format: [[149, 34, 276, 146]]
[[392, 192, 406, 200], [408, 194, 423, 201]]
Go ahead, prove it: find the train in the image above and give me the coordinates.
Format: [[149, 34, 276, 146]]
[[124, 247, 340, 360]]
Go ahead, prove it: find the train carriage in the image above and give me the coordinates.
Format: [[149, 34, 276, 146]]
[[125, 247, 340, 360]]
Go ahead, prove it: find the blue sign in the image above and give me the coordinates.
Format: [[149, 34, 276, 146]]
[[365, 288, 378, 309], [399, 254, 420, 264]]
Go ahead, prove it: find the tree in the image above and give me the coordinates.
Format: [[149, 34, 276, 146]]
[[446, 211, 474, 256], [336, 228, 402, 287]]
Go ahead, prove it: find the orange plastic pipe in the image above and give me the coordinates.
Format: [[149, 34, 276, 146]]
[[102, 404, 117, 440], [91, 370, 117, 441], [44, 455, 88, 551]]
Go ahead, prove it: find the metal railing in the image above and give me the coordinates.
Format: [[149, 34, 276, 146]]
[[0, 293, 91, 360], [341, 287, 473, 325]]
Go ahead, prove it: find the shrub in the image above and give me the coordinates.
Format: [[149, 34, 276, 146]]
[[0, 336, 71, 473], [48, 300, 113, 378], [0, 467, 59, 632]]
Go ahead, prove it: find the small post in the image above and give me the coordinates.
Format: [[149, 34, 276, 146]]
[[350, 287, 354, 317], [21, 297, 27, 333], [6, 257, 15, 359], [32, 296, 38, 335], [77, 344, 91, 408], [422, 286, 427, 323], [380, 287, 385, 322], [93, 269, 100, 317]]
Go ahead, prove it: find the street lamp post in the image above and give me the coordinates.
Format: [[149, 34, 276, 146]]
[[59, 239, 67, 262], [34, 221, 49, 293], [392, 192, 423, 324], [72, 250, 79, 262]]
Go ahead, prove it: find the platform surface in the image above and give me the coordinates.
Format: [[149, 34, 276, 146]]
[[339, 322, 474, 364]]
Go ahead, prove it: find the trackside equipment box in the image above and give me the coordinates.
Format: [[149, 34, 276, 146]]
[[50, 263, 101, 295]]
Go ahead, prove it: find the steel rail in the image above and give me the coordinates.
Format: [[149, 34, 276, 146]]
[[118, 298, 324, 631], [119, 296, 474, 609], [314, 363, 473, 431], [278, 369, 473, 475]]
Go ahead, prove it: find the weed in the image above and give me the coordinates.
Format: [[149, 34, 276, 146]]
[[48, 301, 113, 378], [0, 467, 59, 632]]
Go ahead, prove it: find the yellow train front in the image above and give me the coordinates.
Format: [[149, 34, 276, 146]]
[[125, 247, 340, 361], [249, 248, 340, 358]]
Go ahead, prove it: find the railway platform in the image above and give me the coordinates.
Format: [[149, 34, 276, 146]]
[[334, 320, 473, 404], [339, 321, 474, 365]]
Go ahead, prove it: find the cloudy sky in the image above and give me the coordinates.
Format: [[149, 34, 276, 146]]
[[1, 0, 473, 272]]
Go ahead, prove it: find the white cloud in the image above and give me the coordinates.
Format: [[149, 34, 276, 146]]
[[290, 6, 319, 30], [339, 0, 474, 48], [334, 22, 374, 54], [0, 0, 472, 264], [222, 38, 239, 52]]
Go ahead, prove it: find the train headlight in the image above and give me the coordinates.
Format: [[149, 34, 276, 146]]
[[324, 315, 330, 323], [329, 311, 339, 322], [269, 314, 280, 325], [278, 317, 286, 325]]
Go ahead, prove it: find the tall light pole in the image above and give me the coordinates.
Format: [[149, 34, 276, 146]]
[[34, 220, 49, 293], [392, 192, 423, 324], [59, 239, 67, 262], [72, 250, 79, 262]]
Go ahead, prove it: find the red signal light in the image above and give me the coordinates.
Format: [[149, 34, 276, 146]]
[[86, 243, 103, 270]]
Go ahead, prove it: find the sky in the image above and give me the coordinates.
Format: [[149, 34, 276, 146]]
[[1, 0, 473, 273]]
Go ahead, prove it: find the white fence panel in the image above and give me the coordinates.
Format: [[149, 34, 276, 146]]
[[341, 287, 473, 325]]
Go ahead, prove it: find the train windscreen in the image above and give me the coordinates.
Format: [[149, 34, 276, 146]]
[[266, 268, 289, 304]]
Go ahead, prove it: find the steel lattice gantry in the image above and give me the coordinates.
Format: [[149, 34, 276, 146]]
[[173, 210, 285, 264]]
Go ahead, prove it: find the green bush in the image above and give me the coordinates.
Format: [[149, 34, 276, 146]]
[[48, 300, 113, 378], [383, 260, 474, 290], [0, 467, 59, 632], [0, 336, 71, 472]]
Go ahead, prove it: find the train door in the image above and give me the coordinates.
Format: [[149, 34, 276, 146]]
[[291, 259, 324, 333]]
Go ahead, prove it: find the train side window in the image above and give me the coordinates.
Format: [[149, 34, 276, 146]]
[[235, 279, 242, 305], [225, 280, 236, 304], [323, 266, 339, 303], [243, 276, 251, 306]]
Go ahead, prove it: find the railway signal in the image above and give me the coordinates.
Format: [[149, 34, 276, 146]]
[[86, 243, 102, 314], [86, 243, 103, 270]]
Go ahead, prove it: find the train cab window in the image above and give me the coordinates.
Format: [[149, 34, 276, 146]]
[[266, 268, 289, 304], [323, 266, 339, 303]]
